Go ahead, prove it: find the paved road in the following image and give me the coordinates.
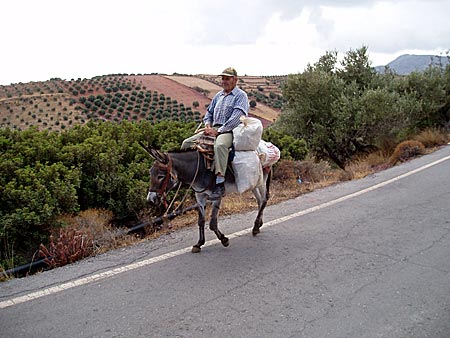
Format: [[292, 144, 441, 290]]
[[1, 146, 450, 338]]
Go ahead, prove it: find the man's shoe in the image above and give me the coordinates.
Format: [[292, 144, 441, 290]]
[[209, 182, 225, 200]]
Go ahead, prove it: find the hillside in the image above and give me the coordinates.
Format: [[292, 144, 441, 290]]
[[374, 54, 450, 75], [0, 74, 283, 131]]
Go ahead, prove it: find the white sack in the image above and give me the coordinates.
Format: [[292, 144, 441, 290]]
[[257, 140, 281, 167], [231, 151, 262, 193], [233, 116, 263, 151]]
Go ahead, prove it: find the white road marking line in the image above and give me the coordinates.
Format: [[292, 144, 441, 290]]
[[1, 154, 449, 309]]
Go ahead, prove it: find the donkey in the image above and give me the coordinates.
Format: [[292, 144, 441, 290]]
[[140, 142, 272, 253]]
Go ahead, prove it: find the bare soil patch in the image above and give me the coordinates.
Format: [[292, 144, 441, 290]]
[[166, 75, 221, 100], [130, 75, 211, 110]]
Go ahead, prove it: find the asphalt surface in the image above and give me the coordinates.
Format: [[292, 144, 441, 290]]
[[1, 145, 450, 338]]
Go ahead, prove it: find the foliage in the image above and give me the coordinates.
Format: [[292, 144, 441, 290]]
[[0, 120, 196, 267], [399, 66, 450, 130], [276, 62, 348, 167], [37, 208, 135, 268], [274, 46, 450, 168], [337, 46, 376, 90], [262, 128, 308, 160], [38, 228, 94, 268]]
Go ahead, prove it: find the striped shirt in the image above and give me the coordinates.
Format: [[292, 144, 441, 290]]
[[203, 86, 249, 133]]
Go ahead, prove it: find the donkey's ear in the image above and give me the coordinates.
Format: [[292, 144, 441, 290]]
[[138, 141, 169, 164], [138, 141, 152, 156], [151, 149, 169, 164]]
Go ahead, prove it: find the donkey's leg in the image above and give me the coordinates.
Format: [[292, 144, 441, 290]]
[[252, 185, 268, 236], [209, 198, 229, 247], [192, 193, 207, 253]]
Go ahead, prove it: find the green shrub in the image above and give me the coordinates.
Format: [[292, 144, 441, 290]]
[[263, 128, 308, 160]]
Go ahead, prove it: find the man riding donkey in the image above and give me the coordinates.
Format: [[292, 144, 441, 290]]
[[181, 67, 249, 200]]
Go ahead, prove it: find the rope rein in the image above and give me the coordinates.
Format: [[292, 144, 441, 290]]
[[162, 151, 201, 218]]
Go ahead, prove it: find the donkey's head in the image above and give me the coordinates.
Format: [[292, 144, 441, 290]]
[[139, 142, 179, 206]]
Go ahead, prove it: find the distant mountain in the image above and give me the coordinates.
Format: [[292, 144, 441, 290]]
[[374, 54, 449, 75]]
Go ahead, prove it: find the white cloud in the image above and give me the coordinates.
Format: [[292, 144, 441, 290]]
[[318, 1, 450, 51], [0, 0, 448, 85]]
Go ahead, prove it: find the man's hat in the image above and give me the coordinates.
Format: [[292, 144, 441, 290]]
[[220, 67, 237, 77]]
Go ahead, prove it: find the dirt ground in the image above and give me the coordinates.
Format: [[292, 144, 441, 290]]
[[129, 75, 212, 110]]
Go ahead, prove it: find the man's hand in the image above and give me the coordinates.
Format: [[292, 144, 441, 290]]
[[203, 125, 219, 137]]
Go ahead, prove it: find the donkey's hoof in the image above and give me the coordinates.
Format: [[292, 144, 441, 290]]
[[221, 237, 230, 247], [252, 227, 260, 236], [191, 246, 201, 253]]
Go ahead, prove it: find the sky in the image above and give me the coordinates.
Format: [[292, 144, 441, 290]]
[[1, 0, 449, 85]]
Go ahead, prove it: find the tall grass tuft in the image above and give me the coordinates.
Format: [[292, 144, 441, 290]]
[[413, 128, 450, 148], [389, 140, 425, 165], [38, 209, 138, 268], [39, 229, 94, 268], [345, 151, 392, 179]]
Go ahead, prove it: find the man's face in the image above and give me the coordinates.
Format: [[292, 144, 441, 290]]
[[221, 75, 237, 93]]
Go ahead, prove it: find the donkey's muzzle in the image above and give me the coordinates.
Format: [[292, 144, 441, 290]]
[[147, 191, 159, 204]]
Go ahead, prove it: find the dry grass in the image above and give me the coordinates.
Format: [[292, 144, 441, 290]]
[[0, 240, 16, 281], [413, 128, 450, 148], [61, 209, 142, 253], [345, 151, 393, 179], [37, 209, 141, 269], [389, 140, 426, 165]]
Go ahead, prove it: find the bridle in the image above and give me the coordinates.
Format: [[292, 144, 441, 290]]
[[152, 155, 175, 209], [152, 151, 202, 213]]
